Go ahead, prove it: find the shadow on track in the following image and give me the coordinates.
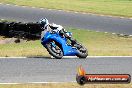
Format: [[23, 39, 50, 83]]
[[27, 56, 83, 59]]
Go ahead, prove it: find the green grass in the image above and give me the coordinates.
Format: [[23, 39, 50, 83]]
[[0, 83, 132, 88], [0, 0, 132, 17], [0, 28, 132, 57]]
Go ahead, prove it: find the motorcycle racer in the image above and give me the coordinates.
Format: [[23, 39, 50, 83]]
[[39, 18, 77, 46]]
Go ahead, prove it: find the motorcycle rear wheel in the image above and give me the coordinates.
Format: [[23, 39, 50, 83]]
[[45, 40, 63, 59]]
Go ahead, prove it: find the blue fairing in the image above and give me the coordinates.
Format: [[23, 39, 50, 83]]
[[41, 32, 78, 56]]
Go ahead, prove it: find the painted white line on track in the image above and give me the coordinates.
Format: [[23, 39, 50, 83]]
[[120, 17, 125, 19], [100, 15, 105, 16], [58, 10, 62, 12], [6, 4, 10, 6], [14, 4, 18, 6], [27, 81, 76, 84], [112, 33, 116, 35], [87, 56, 132, 58], [0, 81, 76, 84], [82, 13, 86, 14], [40, 8, 44, 10], [104, 32, 108, 33], [108, 16, 113, 18], [120, 34, 124, 36], [0, 57, 27, 59], [48, 9, 52, 10], [0, 56, 132, 59], [1, 19, 5, 20], [51, 56, 132, 59], [31, 7, 36, 9], [0, 83, 21, 85], [129, 35, 132, 37], [66, 11, 70, 13]]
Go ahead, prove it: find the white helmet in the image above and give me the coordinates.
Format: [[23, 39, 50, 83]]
[[39, 18, 49, 29]]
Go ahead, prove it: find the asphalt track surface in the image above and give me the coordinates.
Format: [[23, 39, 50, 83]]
[[0, 57, 132, 83], [0, 4, 132, 35], [0, 4, 132, 83]]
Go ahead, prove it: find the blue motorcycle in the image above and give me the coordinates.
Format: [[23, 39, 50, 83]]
[[41, 30, 88, 59]]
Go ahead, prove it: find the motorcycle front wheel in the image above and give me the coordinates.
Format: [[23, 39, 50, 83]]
[[45, 40, 63, 59], [76, 44, 88, 59]]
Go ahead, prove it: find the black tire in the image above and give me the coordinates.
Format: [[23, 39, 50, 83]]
[[46, 40, 63, 59], [76, 44, 88, 58]]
